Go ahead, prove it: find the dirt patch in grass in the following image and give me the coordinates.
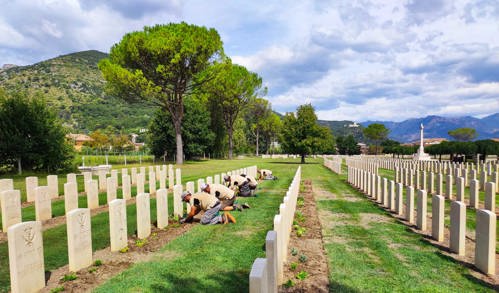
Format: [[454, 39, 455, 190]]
[[41, 221, 194, 292], [280, 180, 329, 293], [359, 213, 391, 228], [313, 187, 337, 200]]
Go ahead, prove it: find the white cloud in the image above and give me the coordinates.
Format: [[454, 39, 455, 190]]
[[0, 0, 498, 121]]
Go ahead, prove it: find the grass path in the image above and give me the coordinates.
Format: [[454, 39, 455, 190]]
[[95, 159, 298, 292], [302, 162, 496, 292]]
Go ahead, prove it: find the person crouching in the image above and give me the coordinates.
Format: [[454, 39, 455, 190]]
[[180, 191, 235, 224]]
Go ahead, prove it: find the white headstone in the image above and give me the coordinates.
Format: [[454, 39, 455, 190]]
[[122, 174, 131, 200], [86, 180, 99, 209], [26, 176, 38, 202], [109, 199, 127, 252], [173, 185, 183, 218], [149, 171, 156, 195], [64, 182, 78, 214], [34, 186, 51, 221], [0, 190, 22, 231], [136, 193, 151, 239], [156, 189, 168, 229], [106, 177, 117, 203], [176, 169, 182, 186], [47, 175, 59, 198], [8, 221, 45, 293], [66, 208, 92, 271]]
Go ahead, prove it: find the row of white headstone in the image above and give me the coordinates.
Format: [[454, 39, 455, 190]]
[[6, 165, 258, 293], [0, 165, 183, 233], [324, 157, 342, 174], [395, 166, 499, 193], [342, 155, 498, 175], [347, 166, 496, 276], [249, 166, 301, 293]]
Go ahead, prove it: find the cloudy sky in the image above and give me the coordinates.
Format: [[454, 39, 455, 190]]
[[1, 0, 498, 122]]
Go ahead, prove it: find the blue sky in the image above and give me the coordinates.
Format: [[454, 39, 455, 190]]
[[1, 0, 498, 122]]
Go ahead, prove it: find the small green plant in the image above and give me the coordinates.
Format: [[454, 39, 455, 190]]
[[295, 211, 305, 222], [297, 197, 305, 207], [284, 279, 295, 288], [293, 224, 300, 230], [61, 273, 77, 282], [296, 227, 306, 237], [151, 232, 158, 238], [296, 270, 308, 281], [299, 254, 308, 263], [88, 267, 97, 273], [291, 247, 299, 256], [293, 220, 298, 225], [50, 286, 65, 293], [119, 246, 129, 253], [93, 259, 103, 266], [136, 238, 147, 247], [290, 262, 298, 271]]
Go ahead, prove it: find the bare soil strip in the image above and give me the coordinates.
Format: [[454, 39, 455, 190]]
[[280, 180, 330, 292], [41, 221, 195, 292]]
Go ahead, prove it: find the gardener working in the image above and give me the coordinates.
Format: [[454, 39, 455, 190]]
[[179, 191, 236, 224], [200, 183, 250, 211]]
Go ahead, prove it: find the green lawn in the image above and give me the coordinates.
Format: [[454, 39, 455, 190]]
[[313, 164, 495, 292], [0, 158, 283, 292]]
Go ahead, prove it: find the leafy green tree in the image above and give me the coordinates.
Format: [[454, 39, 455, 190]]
[[337, 135, 361, 155], [363, 123, 389, 155], [280, 104, 334, 163], [448, 127, 477, 142], [99, 22, 224, 164], [244, 98, 272, 156], [475, 140, 499, 160], [381, 139, 401, 156], [0, 89, 73, 174], [261, 112, 282, 154], [148, 96, 215, 160], [202, 60, 263, 159]]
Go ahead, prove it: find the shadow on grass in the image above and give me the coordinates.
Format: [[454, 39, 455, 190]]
[[329, 280, 362, 293], [150, 271, 248, 293], [433, 251, 498, 290], [271, 161, 319, 165]]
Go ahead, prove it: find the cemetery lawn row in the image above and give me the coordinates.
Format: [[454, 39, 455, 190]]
[[94, 159, 299, 292], [309, 164, 495, 292], [0, 158, 276, 292]]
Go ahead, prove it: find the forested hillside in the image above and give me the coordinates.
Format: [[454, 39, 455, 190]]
[[0, 50, 155, 133]]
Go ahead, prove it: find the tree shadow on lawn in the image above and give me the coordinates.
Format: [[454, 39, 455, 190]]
[[271, 161, 319, 165], [329, 280, 362, 293], [150, 270, 248, 293]]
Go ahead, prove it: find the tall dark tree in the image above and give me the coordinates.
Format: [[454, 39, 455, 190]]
[[244, 98, 272, 156], [148, 96, 215, 160], [280, 104, 334, 163], [337, 135, 361, 155], [202, 60, 263, 159], [0, 89, 73, 174], [363, 123, 389, 155], [448, 127, 477, 142], [99, 22, 224, 164]]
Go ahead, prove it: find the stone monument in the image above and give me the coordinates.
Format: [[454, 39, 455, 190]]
[[413, 123, 431, 161]]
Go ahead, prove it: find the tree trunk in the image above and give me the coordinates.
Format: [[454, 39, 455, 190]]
[[17, 158, 22, 175], [255, 129, 259, 156], [301, 154, 305, 164], [173, 120, 184, 165], [228, 127, 234, 160]]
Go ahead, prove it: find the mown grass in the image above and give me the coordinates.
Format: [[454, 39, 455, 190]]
[[0, 158, 283, 292], [94, 159, 300, 292], [311, 163, 496, 292]]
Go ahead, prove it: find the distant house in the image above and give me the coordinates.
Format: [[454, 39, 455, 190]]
[[66, 133, 93, 151]]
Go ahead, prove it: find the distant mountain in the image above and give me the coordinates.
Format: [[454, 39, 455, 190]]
[[0, 50, 155, 133], [318, 120, 364, 141], [361, 114, 499, 143]]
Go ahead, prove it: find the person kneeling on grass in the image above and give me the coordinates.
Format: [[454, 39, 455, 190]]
[[258, 169, 277, 180], [200, 183, 250, 211], [179, 191, 236, 225], [240, 174, 258, 196]]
